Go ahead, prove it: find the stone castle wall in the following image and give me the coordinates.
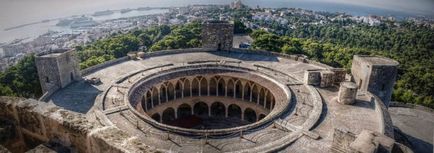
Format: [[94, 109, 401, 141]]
[[35, 50, 80, 94], [35, 57, 61, 94], [351, 55, 398, 107], [0, 96, 157, 153]]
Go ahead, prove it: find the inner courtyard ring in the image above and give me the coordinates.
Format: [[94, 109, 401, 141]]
[[126, 64, 292, 136]]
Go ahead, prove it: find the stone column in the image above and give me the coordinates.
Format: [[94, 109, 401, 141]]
[[241, 109, 245, 121], [225, 108, 228, 118], [144, 96, 148, 112], [151, 96, 154, 108], [338, 81, 358, 105]]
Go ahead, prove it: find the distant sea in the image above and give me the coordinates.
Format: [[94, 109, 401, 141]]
[[0, 0, 432, 44]]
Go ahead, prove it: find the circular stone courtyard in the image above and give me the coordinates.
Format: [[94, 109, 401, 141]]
[[42, 49, 397, 152]]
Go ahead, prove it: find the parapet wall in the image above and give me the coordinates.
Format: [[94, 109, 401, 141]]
[[0, 96, 157, 153], [81, 56, 129, 76], [367, 92, 394, 138], [80, 48, 335, 78]]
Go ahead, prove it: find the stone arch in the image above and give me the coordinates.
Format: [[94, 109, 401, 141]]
[[209, 77, 217, 96], [175, 80, 182, 99], [228, 104, 242, 119], [192, 77, 200, 96], [193, 102, 209, 117], [177, 104, 192, 119], [183, 79, 191, 97], [152, 87, 159, 106], [243, 82, 251, 101], [146, 90, 152, 110], [227, 79, 235, 98], [252, 85, 259, 103], [162, 108, 175, 124], [235, 80, 243, 99], [244, 108, 257, 122], [217, 78, 225, 96], [167, 82, 175, 101], [200, 77, 208, 96], [211, 102, 225, 117], [266, 91, 273, 110], [258, 114, 266, 121], [160, 85, 167, 103], [259, 88, 265, 107], [151, 113, 161, 122]]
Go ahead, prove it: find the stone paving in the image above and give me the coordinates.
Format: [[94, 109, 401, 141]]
[[389, 106, 434, 153], [44, 50, 388, 152]]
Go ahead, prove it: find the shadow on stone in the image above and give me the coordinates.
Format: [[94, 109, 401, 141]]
[[211, 51, 279, 62], [47, 81, 102, 113], [394, 127, 433, 153], [352, 99, 375, 110]]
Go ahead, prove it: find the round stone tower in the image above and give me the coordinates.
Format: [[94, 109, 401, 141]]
[[338, 81, 358, 105]]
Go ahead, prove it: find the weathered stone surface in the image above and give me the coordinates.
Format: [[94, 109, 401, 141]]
[[320, 70, 335, 87], [330, 68, 347, 84], [304, 70, 321, 86], [88, 127, 156, 153], [351, 55, 399, 107], [338, 81, 358, 105], [202, 20, 234, 51], [25, 144, 56, 153], [35, 49, 81, 94], [331, 128, 357, 153], [0, 145, 10, 153], [350, 130, 396, 153]]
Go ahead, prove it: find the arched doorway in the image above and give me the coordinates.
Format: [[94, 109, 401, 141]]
[[151, 113, 161, 122], [227, 79, 235, 98], [167, 82, 175, 101], [200, 78, 208, 96], [160, 85, 167, 103], [175, 81, 182, 99], [266, 92, 272, 110], [211, 102, 225, 117], [146, 90, 152, 110], [243, 83, 251, 101], [152, 87, 159, 107], [177, 104, 192, 119], [192, 77, 200, 96], [162, 108, 175, 124], [252, 85, 259, 103], [183, 79, 191, 97], [228, 104, 241, 119], [209, 78, 217, 96], [259, 88, 265, 106], [235, 81, 243, 99], [244, 108, 257, 122], [217, 79, 225, 96], [193, 102, 209, 117], [258, 114, 266, 121]]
